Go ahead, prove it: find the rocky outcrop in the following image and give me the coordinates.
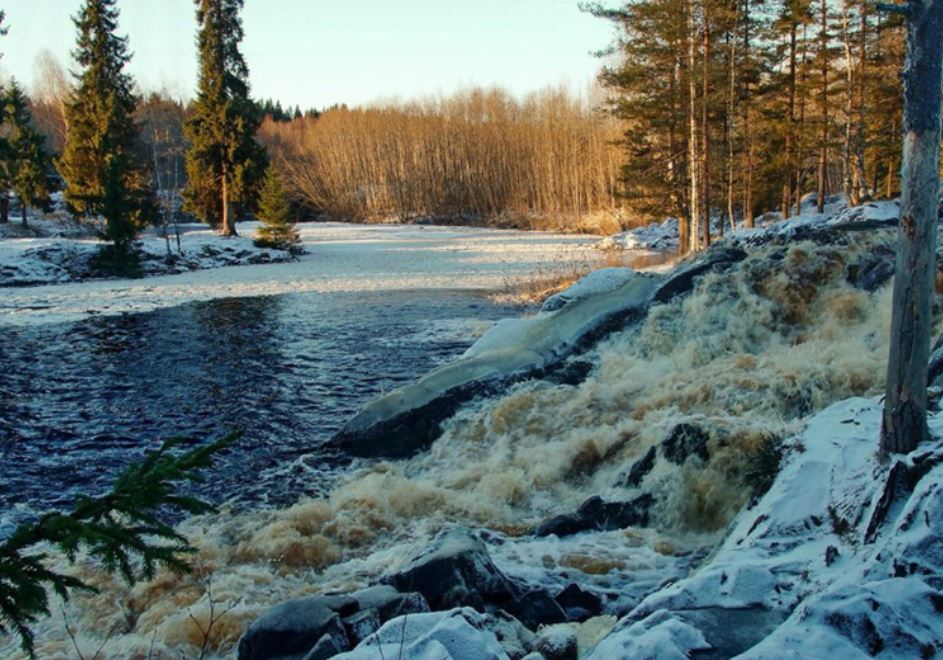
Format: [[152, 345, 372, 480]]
[[533, 495, 655, 538], [382, 527, 572, 630], [237, 587, 429, 660], [334, 245, 748, 460]]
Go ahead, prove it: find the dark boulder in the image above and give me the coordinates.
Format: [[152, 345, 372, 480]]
[[555, 583, 604, 622], [513, 588, 568, 630], [383, 527, 519, 611], [237, 596, 349, 660], [661, 423, 711, 465], [302, 632, 349, 660], [534, 494, 655, 537], [616, 446, 657, 488], [350, 584, 429, 622]]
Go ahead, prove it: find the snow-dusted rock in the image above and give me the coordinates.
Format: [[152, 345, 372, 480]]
[[540, 268, 637, 313], [586, 397, 943, 657], [334, 608, 509, 660], [586, 609, 711, 660], [596, 218, 679, 252], [534, 624, 578, 660]]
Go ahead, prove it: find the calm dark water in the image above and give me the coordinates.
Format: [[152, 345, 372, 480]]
[[0, 290, 518, 526]]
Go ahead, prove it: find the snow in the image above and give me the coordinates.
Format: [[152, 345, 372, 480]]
[[587, 609, 710, 660], [589, 397, 943, 657], [334, 608, 508, 660], [596, 218, 679, 252], [540, 267, 637, 313], [0, 221, 603, 326]]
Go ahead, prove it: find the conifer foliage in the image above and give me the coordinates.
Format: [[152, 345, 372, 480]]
[[1, 82, 51, 226], [0, 433, 238, 658], [184, 0, 267, 237], [254, 164, 300, 251], [58, 0, 151, 250]]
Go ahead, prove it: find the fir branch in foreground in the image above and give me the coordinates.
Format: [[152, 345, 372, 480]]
[[0, 431, 240, 657]]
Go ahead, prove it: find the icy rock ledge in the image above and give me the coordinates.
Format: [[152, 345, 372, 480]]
[[334, 246, 747, 458], [585, 397, 943, 658]]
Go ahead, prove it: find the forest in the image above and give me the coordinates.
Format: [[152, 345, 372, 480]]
[[4, 0, 911, 244]]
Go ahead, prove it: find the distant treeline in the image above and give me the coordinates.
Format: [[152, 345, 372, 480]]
[[258, 87, 625, 231]]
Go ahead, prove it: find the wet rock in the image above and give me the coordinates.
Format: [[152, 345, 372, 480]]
[[616, 445, 657, 488], [545, 359, 594, 386], [661, 423, 710, 465], [534, 624, 578, 660], [303, 632, 349, 660], [653, 246, 748, 304], [350, 584, 429, 621], [928, 334, 943, 388], [846, 243, 895, 292], [513, 588, 568, 630], [534, 494, 655, 537], [383, 527, 518, 611], [237, 595, 348, 660], [555, 583, 604, 622]]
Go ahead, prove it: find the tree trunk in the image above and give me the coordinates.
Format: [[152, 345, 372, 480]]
[[881, 0, 943, 456], [782, 23, 798, 220], [817, 0, 829, 214], [21, 203, 28, 228], [221, 167, 238, 237], [702, 2, 711, 248], [0, 194, 8, 223], [688, 0, 701, 253]]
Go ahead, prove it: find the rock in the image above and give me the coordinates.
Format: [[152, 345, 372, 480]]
[[928, 333, 943, 388], [616, 446, 657, 488], [512, 589, 568, 630], [587, 610, 711, 660], [350, 584, 430, 621], [334, 608, 507, 660], [303, 632, 350, 660], [661, 423, 710, 465], [343, 608, 382, 646], [846, 243, 895, 292], [334, 276, 659, 459], [383, 527, 518, 612], [555, 584, 604, 622], [672, 607, 788, 659], [237, 595, 348, 660], [653, 246, 747, 304], [534, 624, 578, 660], [534, 495, 655, 538], [484, 611, 536, 659]]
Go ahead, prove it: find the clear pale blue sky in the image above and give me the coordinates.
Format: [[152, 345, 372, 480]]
[[1, 0, 615, 108]]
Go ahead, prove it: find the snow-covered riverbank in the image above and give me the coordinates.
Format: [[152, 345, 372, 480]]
[[0, 221, 606, 326]]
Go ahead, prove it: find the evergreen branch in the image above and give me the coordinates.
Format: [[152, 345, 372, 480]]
[[0, 431, 240, 657]]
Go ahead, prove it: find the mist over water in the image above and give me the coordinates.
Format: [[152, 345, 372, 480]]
[[0, 289, 519, 524]]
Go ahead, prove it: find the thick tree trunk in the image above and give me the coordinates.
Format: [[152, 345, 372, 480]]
[[881, 0, 943, 456], [0, 194, 8, 223], [220, 167, 238, 237]]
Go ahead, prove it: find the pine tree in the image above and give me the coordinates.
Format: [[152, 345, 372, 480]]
[[254, 164, 300, 251], [184, 0, 267, 237], [0, 433, 238, 658], [57, 0, 151, 250], [1, 82, 51, 227]]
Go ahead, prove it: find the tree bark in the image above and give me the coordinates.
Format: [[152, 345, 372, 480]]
[[688, 0, 701, 253], [881, 0, 943, 456], [702, 1, 712, 248], [0, 194, 8, 223], [220, 165, 238, 237], [21, 203, 28, 228], [817, 0, 829, 214]]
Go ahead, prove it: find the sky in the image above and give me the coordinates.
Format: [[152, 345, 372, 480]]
[[1, 0, 616, 109]]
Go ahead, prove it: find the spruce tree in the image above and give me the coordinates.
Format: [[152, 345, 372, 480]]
[[58, 0, 150, 250], [2, 82, 51, 227], [254, 164, 300, 251], [184, 0, 267, 237]]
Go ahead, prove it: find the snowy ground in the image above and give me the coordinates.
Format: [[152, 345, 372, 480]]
[[0, 220, 606, 326]]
